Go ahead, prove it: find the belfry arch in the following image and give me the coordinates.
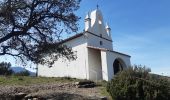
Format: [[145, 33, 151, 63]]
[[113, 58, 126, 75]]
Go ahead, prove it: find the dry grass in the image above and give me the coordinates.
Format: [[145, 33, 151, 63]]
[[0, 76, 111, 99], [0, 76, 80, 86]]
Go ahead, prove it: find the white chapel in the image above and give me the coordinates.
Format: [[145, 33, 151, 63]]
[[38, 9, 131, 81]]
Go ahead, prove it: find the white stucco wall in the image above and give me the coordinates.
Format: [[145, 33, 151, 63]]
[[38, 35, 131, 81], [38, 35, 89, 79], [89, 9, 111, 40], [88, 48, 102, 80], [38, 8, 131, 81], [85, 32, 113, 50], [86, 49, 131, 81], [106, 51, 131, 80], [101, 50, 109, 81]]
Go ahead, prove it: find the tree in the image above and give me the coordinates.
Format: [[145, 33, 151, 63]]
[[0, 0, 81, 66], [0, 62, 13, 75], [107, 66, 170, 100]]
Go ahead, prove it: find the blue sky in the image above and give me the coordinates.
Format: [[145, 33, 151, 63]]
[[75, 0, 170, 76], [0, 0, 170, 76]]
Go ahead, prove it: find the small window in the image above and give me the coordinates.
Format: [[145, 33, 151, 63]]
[[100, 41, 103, 45]]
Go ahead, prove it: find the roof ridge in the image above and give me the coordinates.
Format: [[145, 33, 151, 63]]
[[58, 32, 84, 44]]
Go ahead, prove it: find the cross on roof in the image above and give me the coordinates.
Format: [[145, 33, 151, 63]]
[[97, 4, 99, 9]]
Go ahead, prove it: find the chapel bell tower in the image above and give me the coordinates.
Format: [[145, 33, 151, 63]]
[[84, 8, 112, 41]]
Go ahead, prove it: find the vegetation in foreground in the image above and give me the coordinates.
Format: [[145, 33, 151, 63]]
[[107, 66, 170, 100]]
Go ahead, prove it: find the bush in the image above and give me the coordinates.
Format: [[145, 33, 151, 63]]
[[0, 62, 13, 75], [107, 66, 170, 100], [13, 70, 30, 76]]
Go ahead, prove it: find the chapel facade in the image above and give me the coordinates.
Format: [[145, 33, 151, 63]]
[[38, 9, 131, 81]]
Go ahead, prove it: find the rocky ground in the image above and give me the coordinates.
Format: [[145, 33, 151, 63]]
[[0, 81, 108, 100]]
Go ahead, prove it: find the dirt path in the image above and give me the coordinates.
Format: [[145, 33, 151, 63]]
[[0, 82, 108, 100]]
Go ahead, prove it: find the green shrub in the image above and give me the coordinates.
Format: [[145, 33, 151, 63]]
[[0, 62, 13, 75], [17, 77, 24, 81], [13, 70, 30, 76], [107, 66, 170, 100]]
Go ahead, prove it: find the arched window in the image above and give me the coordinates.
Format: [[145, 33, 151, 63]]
[[113, 58, 126, 75]]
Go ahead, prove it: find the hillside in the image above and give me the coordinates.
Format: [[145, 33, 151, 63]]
[[11, 67, 36, 76]]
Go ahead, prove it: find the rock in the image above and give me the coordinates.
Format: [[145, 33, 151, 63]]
[[33, 98, 38, 100], [99, 96, 108, 100], [78, 80, 94, 85], [14, 92, 27, 100], [75, 82, 79, 85], [58, 84, 64, 87], [24, 94, 33, 99], [75, 80, 96, 88], [77, 83, 95, 88]]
